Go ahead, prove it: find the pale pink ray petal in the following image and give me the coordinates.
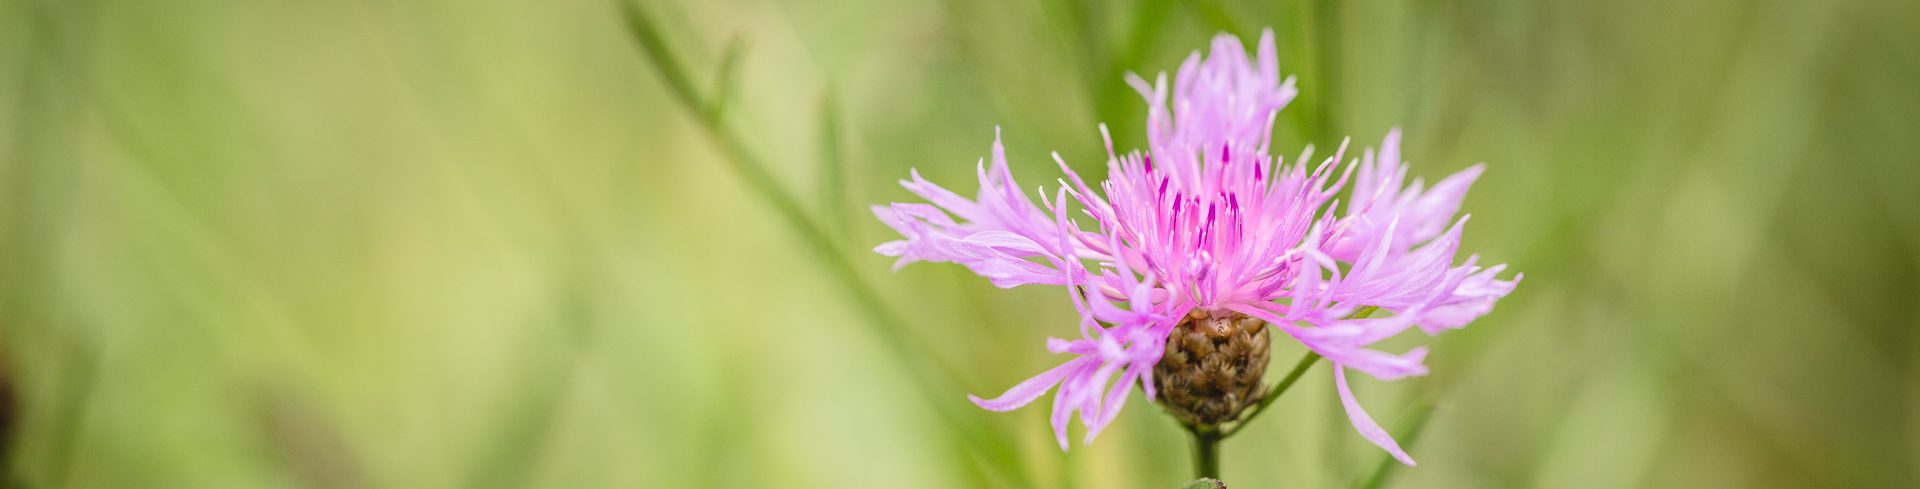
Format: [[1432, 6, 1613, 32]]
[[1336, 366, 1417, 466]]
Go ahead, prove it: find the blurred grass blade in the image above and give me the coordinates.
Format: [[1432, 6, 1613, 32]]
[[462, 269, 597, 489], [1188, 0, 1251, 38], [707, 35, 746, 122], [618, 0, 701, 112], [617, 0, 822, 245], [617, 1, 1030, 483], [6, 6, 99, 487], [616, 0, 957, 395], [1114, 0, 1173, 70], [1089, 0, 1173, 145], [1306, 0, 1342, 142], [40, 336, 97, 489], [816, 91, 847, 235], [1042, 0, 1107, 86], [1356, 403, 1437, 489], [255, 386, 369, 489]]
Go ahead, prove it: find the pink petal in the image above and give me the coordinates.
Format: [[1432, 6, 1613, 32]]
[[968, 358, 1085, 412], [1336, 366, 1417, 466]]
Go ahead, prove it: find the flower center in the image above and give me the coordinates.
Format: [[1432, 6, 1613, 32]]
[[1152, 310, 1272, 431]]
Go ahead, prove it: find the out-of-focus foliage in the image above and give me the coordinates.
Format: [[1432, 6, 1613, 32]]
[[1, 0, 1916, 487]]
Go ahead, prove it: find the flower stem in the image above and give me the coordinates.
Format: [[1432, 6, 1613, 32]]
[[1222, 350, 1320, 438], [1221, 306, 1377, 438], [1189, 428, 1222, 479], [1186, 307, 1381, 476]]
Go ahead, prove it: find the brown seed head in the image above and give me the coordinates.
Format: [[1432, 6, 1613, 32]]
[[1152, 311, 1271, 431]]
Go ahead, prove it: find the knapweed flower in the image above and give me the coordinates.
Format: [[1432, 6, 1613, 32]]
[[872, 30, 1518, 465]]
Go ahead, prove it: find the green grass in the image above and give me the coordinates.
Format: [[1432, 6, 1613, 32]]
[[2, 0, 1917, 487]]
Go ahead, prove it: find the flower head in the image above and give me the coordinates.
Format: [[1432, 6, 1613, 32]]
[[872, 29, 1519, 465]]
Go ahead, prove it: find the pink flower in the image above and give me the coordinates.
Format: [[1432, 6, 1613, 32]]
[[873, 29, 1519, 464]]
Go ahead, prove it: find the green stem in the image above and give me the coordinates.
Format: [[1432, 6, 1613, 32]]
[[1190, 429, 1222, 480], [1221, 306, 1378, 438], [1222, 350, 1320, 438], [1185, 306, 1381, 477]]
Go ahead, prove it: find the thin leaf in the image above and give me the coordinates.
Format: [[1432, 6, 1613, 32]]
[[816, 90, 848, 235], [617, 2, 1031, 483], [617, 0, 702, 112], [707, 34, 747, 122]]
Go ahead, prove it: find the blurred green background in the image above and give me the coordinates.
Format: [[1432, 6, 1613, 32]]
[[3, 0, 1918, 487]]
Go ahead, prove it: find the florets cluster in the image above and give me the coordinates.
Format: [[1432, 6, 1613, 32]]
[[873, 30, 1519, 465]]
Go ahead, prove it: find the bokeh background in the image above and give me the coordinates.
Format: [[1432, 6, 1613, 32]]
[[3, 0, 1918, 487]]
